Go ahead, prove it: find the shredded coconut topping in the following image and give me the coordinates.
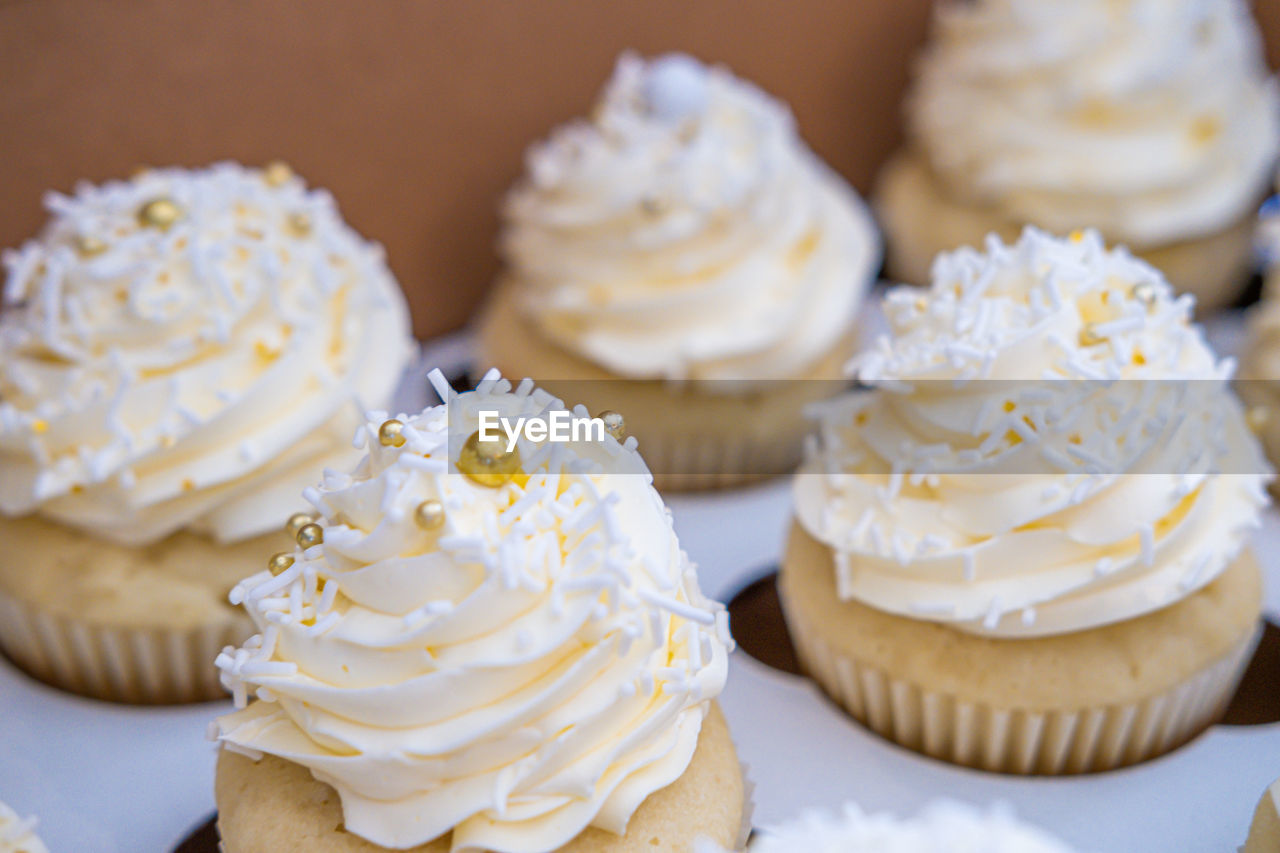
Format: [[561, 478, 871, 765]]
[[796, 227, 1270, 637], [213, 370, 730, 852], [0, 162, 412, 544]]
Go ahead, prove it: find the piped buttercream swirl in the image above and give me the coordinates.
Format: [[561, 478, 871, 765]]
[[0, 801, 47, 853], [0, 163, 413, 545], [909, 0, 1279, 246], [214, 370, 731, 852], [502, 52, 879, 382], [796, 228, 1269, 637]]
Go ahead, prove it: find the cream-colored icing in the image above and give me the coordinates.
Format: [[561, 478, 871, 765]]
[[501, 52, 879, 382], [909, 0, 1279, 246], [0, 163, 413, 546], [214, 371, 731, 852], [795, 228, 1269, 637], [0, 801, 47, 853]]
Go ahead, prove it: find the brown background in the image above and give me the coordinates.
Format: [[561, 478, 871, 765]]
[[2, 0, 1279, 340]]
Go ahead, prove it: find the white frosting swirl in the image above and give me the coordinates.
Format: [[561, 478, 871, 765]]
[[796, 228, 1269, 637], [700, 801, 1081, 853], [0, 163, 413, 546], [910, 0, 1279, 246], [0, 801, 47, 853], [502, 52, 879, 381], [214, 371, 731, 852]]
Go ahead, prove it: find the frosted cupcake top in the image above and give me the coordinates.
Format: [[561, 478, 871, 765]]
[[795, 228, 1268, 637], [0, 163, 413, 546], [502, 52, 879, 382], [701, 801, 1081, 853], [214, 370, 731, 852], [909, 0, 1279, 246], [0, 801, 47, 853]]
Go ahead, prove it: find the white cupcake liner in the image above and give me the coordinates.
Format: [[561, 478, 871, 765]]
[[735, 759, 756, 851], [783, 606, 1258, 775], [642, 426, 803, 492], [0, 588, 249, 704]]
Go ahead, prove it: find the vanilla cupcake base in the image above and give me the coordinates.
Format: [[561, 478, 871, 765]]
[[476, 282, 854, 491], [216, 703, 745, 852], [876, 151, 1258, 310], [779, 523, 1262, 774], [1244, 778, 1280, 853], [0, 514, 281, 703]]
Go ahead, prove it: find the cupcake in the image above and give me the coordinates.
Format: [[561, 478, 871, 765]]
[[1244, 777, 1280, 852], [0, 162, 414, 702], [700, 801, 1081, 853], [210, 370, 743, 851], [780, 228, 1268, 773], [0, 801, 46, 853], [1240, 196, 1280, 472], [477, 52, 880, 490], [876, 0, 1279, 309]]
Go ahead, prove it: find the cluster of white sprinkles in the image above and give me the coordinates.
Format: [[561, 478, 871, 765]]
[[512, 51, 791, 219], [803, 228, 1270, 631], [0, 161, 396, 508], [216, 368, 730, 721]]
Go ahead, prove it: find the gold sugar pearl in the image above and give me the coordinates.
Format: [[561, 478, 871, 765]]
[[74, 234, 108, 257], [287, 211, 312, 237], [285, 512, 315, 538], [267, 552, 295, 576], [263, 160, 294, 187], [378, 419, 407, 447], [1248, 406, 1270, 434], [457, 430, 522, 487], [1078, 324, 1106, 347], [597, 410, 627, 442], [414, 498, 446, 530], [1132, 281, 1157, 308], [137, 197, 182, 230], [296, 522, 324, 549]]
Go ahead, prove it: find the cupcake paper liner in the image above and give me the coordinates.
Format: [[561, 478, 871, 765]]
[[734, 759, 757, 852], [642, 425, 804, 492], [0, 588, 249, 704], [781, 595, 1259, 774]]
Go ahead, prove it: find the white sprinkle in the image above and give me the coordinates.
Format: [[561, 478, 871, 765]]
[[890, 530, 912, 566], [475, 367, 502, 395], [426, 368, 452, 402], [1139, 523, 1155, 567], [1180, 552, 1213, 592], [238, 660, 298, 678], [637, 588, 714, 625], [307, 611, 341, 637], [982, 597, 1004, 631]]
